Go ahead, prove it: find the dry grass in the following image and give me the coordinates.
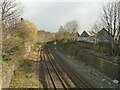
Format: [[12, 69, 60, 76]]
[[10, 59, 41, 88]]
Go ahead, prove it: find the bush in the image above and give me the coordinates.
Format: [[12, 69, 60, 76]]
[[2, 33, 24, 61]]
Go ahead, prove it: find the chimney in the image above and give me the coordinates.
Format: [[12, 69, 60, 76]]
[[21, 18, 23, 21]]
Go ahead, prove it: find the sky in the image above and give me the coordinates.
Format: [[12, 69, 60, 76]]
[[18, 0, 115, 33]]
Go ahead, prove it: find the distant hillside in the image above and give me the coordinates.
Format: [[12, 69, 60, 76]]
[[37, 30, 55, 43]]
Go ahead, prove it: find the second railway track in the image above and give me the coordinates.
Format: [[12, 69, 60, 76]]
[[39, 45, 92, 89]]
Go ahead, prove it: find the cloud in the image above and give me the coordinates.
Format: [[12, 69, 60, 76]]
[[18, 0, 109, 33]]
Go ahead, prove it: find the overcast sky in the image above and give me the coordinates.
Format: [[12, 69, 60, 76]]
[[18, 0, 114, 33]]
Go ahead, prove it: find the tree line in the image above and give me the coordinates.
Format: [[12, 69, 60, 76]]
[[55, 20, 79, 42]]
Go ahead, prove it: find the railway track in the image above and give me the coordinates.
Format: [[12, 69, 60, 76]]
[[40, 47, 69, 89], [47, 49, 76, 88], [48, 45, 92, 88], [46, 50, 67, 89], [39, 45, 92, 89]]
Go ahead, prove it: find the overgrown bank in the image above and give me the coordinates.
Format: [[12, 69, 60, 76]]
[[1, 18, 38, 88], [9, 59, 40, 88], [9, 43, 40, 88], [56, 40, 119, 80]]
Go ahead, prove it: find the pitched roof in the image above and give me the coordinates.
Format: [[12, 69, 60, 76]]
[[96, 28, 114, 41], [97, 28, 112, 36], [81, 30, 98, 37], [81, 31, 89, 37], [86, 30, 97, 36], [76, 32, 80, 37]]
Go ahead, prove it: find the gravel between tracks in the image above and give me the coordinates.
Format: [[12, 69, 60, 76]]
[[54, 48, 119, 88]]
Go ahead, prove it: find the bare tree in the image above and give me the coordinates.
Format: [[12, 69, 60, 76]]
[[117, 1, 120, 57], [92, 22, 101, 32], [0, 0, 23, 60], [101, 2, 120, 56], [58, 26, 64, 32], [64, 20, 79, 41], [0, 0, 22, 39], [55, 26, 70, 42]]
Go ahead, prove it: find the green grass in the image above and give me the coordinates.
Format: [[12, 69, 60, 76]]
[[0, 59, 6, 65]]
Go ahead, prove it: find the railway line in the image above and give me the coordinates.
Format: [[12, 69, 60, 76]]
[[38, 44, 92, 89]]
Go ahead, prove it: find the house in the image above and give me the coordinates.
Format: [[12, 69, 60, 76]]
[[78, 28, 113, 43], [78, 30, 97, 43], [96, 28, 113, 43], [68, 32, 81, 41], [76, 32, 81, 37], [80, 31, 89, 37]]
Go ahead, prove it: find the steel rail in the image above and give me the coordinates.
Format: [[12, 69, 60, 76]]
[[46, 48, 67, 89], [41, 48, 57, 89], [49, 47, 92, 88]]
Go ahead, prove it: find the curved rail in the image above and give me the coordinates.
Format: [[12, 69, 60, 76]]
[[48, 46, 92, 88], [41, 47, 67, 89], [41, 48, 56, 89], [39, 45, 92, 89], [46, 49, 67, 89]]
